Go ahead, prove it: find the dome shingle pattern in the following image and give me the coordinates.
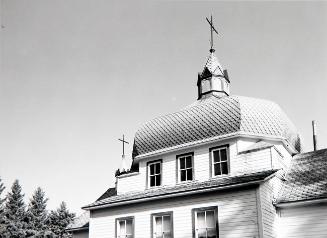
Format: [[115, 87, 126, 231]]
[[133, 95, 301, 157]]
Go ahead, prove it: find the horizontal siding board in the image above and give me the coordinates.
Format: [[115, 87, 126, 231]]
[[89, 189, 259, 238]]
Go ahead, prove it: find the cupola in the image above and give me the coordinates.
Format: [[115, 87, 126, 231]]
[[197, 16, 230, 100], [197, 49, 230, 99]]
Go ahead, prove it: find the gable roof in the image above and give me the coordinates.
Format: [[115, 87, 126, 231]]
[[276, 148, 327, 204], [83, 170, 277, 210], [133, 95, 302, 158]]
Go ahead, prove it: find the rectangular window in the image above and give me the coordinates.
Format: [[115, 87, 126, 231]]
[[193, 207, 218, 238], [152, 212, 173, 238], [177, 153, 193, 182], [148, 161, 161, 187], [116, 217, 134, 238], [210, 146, 229, 176]]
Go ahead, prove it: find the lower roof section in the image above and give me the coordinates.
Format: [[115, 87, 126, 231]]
[[276, 148, 327, 204], [83, 170, 277, 210]]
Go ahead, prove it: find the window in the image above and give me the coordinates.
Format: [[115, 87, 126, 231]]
[[210, 146, 229, 176], [177, 153, 193, 182], [192, 207, 218, 238], [116, 217, 134, 238], [148, 160, 161, 187], [151, 212, 173, 238]]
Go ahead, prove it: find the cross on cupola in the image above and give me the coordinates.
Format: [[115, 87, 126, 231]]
[[206, 15, 219, 53], [118, 135, 132, 172], [197, 16, 230, 100]]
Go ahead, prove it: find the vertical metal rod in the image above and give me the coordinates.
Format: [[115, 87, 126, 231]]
[[210, 15, 213, 50], [312, 120, 318, 151]]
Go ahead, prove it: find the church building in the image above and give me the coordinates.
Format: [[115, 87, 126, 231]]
[[67, 20, 327, 238]]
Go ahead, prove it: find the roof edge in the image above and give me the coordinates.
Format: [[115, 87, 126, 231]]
[[134, 132, 297, 161], [274, 197, 327, 208], [83, 170, 277, 211]]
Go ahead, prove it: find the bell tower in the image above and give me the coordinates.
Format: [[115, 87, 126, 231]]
[[197, 16, 230, 100]]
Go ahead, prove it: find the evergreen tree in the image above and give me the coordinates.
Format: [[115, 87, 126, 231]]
[[25, 187, 49, 237], [0, 177, 6, 236], [47, 201, 75, 238], [2, 180, 26, 238]]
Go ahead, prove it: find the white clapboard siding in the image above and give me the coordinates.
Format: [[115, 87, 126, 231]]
[[258, 177, 280, 238], [232, 148, 272, 175], [116, 172, 144, 194], [89, 189, 260, 238], [277, 203, 327, 238]]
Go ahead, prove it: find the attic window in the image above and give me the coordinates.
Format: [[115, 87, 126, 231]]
[[148, 160, 161, 187], [210, 145, 229, 176], [177, 153, 194, 182]]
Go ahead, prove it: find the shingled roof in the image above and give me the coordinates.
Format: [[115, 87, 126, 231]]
[[276, 148, 327, 204], [83, 170, 277, 210], [133, 95, 302, 158], [201, 51, 225, 77]]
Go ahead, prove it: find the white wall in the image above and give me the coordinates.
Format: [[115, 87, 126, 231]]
[[89, 188, 260, 238], [116, 137, 292, 195], [276, 203, 327, 238]]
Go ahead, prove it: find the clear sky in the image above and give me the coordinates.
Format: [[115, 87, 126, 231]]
[[0, 0, 326, 214]]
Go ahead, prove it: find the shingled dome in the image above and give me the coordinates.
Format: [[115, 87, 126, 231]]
[[133, 95, 302, 157]]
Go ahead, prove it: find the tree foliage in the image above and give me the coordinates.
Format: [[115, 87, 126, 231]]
[[47, 201, 75, 238], [0, 177, 6, 235], [2, 180, 26, 238], [0, 179, 75, 238], [25, 187, 49, 237]]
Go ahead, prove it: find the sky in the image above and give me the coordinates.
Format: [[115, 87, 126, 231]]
[[0, 0, 326, 215]]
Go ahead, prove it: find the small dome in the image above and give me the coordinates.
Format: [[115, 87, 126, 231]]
[[133, 95, 302, 157]]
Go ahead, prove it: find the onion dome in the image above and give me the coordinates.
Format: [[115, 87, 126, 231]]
[[132, 95, 302, 158]]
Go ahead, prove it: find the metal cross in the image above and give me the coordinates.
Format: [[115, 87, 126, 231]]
[[206, 15, 219, 52], [118, 135, 129, 157]]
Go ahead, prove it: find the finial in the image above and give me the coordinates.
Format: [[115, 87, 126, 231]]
[[206, 15, 219, 52]]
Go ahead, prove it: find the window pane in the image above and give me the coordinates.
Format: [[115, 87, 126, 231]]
[[126, 219, 133, 234], [180, 157, 185, 169], [187, 168, 193, 181], [220, 148, 227, 161], [155, 217, 162, 234], [181, 170, 186, 181], [163, 216, 171, 232], [221, 161, 228, 174], [214, 163, 221, 176], [197, 229, 206, 238], [197, 212, 205, 228], [156, 174, 161, 186], [207, 228, 217, 238], [155, 163, 161, 174], [127, 235, 134, 238], [206, 210, 215, 228], [186, 156, 192, 168], [150, 176, 155, 187], [150, 164, 155, 175], [213, 150, 220, 163], [119, 220, 125, 235]]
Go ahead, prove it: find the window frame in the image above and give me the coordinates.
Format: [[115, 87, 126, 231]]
[[151, 211, 174, 238], [147, 159, 162, 188], [115, 216, 135, 238], [176, 152, 194, 183], [209, 145, 230, 178], [192, 206, 219, 238]]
